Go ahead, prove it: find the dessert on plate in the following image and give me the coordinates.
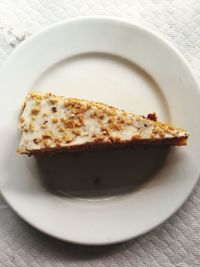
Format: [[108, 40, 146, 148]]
[[17, 91, 189, 156]]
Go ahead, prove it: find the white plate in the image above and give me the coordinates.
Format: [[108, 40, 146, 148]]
[[0, 17, 200, 245]]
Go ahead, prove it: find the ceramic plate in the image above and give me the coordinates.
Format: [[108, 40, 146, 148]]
[[0, 17, 200, 245]]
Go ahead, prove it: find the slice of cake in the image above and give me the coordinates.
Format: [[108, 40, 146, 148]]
[[17, 91, 189, 156]]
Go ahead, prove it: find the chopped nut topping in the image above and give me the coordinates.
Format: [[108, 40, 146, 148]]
[[65, 120, 74, 129], [58, 126, 64, 132], [72, 129, 81, 136], [64, 99, 69, 107], [78, 115, 84, 125], [101, 126, 110, 134], [135, 116, 141, 122], [117, 116, 125, 124], [43, 140, 50, 147], [51, 117, 58, 123], [30, 92, 43, 100], [41, 124, 47, 129], [35, 100, 41, 105], [168, 126, 175, 131], [42, 131, 52, 139], [42, 112, 49, 117], [110, 123, 123, 131], [107, 109, 116, 116], [70, 113, 76, 118], [63, 133, 73, 143], [90, 111, 97, 118], [98, 113, 104, 119], [126, 118, 133, 125], [50, 97, 58, 105], [153, 126, 161, 135], [108, 117, 114, 123], [54, 136, 63, 143], [31, 105, 40, 115], [74, 121, 82, 127], [102, 130, 108, 135]]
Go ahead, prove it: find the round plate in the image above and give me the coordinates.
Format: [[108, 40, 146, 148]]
[[0, 17, 200, 245]]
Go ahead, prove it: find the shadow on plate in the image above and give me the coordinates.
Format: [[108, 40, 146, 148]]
[[35, 147, 169, 199]]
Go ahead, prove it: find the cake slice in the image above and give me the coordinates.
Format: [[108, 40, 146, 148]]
[[17, 91, 189, 156]]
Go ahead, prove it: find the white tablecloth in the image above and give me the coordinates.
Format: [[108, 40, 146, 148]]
[[0, 1, 200, 266]]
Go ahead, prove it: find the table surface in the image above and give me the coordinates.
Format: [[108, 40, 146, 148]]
[[0, 0, 200, 266]]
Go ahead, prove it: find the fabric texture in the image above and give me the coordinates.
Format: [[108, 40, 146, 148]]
[[0, 0, 200, 266]]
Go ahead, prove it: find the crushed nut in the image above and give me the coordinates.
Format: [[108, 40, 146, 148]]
[[126, 118, 133, 125], [41, 124, 47, 129], [31, 105, 40, 115], [70, 113, 76, 118], [51, 117, 58, 123], [65, 120, 74, 129], [72, 129, 81, 136], [107, 109, 116, 116], [58, 126, 64, 132], [74, 121, 82, 127], [90, 111, 97, 118], [54, 136, 63, 143], [108, 117, 114, 123], [98, 113, 104, 119], [78, 115, 84, 125], [111, 123, 123, 131], [64, 99, 69, 107], [42, 112, 49, 117], [42, 131, 52, 139], [117, 116, 125, 124], [63, 133, 73, 143], [30, 92, 43, 100], [35, 99, 41, 105], [135, 116, 141, 122], [43, 140, 50, 147], [50, 97, 58, 105]]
